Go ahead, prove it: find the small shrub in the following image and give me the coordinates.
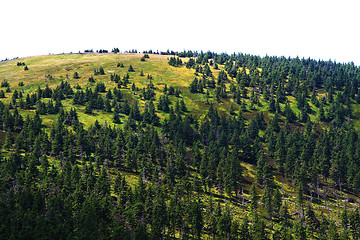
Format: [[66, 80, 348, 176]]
[[128, 65, 135, 72], [94, 67, 105, 75], [1, 80, 9, 88], [88, 76, 95, 83], [73, 72, 80, 79]]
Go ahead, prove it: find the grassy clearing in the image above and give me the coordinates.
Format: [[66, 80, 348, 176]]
[[0, 53, 198, 125]]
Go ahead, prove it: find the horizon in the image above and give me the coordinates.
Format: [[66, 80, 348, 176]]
[[1, 0, 360, 65], [2, 48, 358, 67]]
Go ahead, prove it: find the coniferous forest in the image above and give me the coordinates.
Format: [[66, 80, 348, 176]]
[[1, 50, 360, 239]]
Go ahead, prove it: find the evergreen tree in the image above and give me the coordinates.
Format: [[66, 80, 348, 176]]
[[249, 183, 258, 214], [128, 65, 135, 72], [73, 71, 80, 79]]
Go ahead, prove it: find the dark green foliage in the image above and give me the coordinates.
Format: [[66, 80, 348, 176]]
[[73, 71, 80, 79], [157, 95, 171, 112], [186, 58, 196, 68], [284, 103, 297, 123], [112, 47, 120, 53], [189, 78, 204, 93], [2, 50, 360, 240], [85, 101, 93, 114], [128, 65, 135, 72], [168, 56, 183, 67], [141, 85, 155, 100], [1, 80, 9, 88], [94, 66, 105, 75], [217, 70, 228, 84], [88, 76, 95, 83], [129, 100, 141, 121], [95, 82, 106, 93], [110, 73, 121, 83]]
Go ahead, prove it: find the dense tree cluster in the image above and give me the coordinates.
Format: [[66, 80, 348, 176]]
[[168, 57, 183, 67]]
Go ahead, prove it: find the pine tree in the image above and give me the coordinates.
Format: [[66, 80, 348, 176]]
[[249, 183, 258, 214], [73, 71, 80, 79], [85, 101, 93, 114], [128, 65, 135, 72], [4, 131, 15, 149], [293, 220, 307, 240]]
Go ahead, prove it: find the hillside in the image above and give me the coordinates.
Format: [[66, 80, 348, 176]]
[[0, 50, 360, 239]]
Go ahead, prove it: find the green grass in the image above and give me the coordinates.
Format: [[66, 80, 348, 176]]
[[1, 52, 357, 230], [0, 53, 216, 127]]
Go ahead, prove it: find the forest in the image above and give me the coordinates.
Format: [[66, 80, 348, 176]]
[[1, 50, 360, 239]]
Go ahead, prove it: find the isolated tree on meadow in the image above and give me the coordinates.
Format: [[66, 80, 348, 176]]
[[73, 72, 80, 79], [128, 65, 135, 72]]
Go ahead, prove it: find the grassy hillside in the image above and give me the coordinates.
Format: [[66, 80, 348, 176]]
[[1, 53, 221, 126], [1, 51, 360, 239]]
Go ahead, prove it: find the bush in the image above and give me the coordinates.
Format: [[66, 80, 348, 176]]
[[128, 65, 135, 72], [1, 80, 9, 88], [73, 72, 80, 79], [112, 48, 120, 54], [94, 67, 105, 75]]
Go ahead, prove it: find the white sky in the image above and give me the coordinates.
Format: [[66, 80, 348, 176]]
[[1, 0, 360, 65]]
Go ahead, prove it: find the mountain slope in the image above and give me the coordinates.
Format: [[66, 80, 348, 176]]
[[0, 51, 360, 239]]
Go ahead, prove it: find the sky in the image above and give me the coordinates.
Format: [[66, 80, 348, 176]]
[[1, 0, 360, 65]]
